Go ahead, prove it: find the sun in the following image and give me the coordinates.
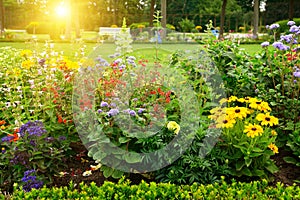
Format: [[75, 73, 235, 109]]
[[55, 3, 70, 17]]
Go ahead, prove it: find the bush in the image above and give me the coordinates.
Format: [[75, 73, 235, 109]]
[[3, 178, 300, 199], [25, 21, 64, 40]]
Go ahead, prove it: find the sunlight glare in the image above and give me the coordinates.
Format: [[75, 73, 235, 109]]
[[55, 3, 70, 17]]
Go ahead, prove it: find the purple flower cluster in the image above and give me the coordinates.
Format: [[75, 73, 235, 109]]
[[107, 108, 119, 117], [280, 34, 297, 44], [272, 41, 290, 51], [19, 121, 47, 137], [21, 169, 43, 192], [294, 67, 300, 78], [287, 21, 296, 26], [261, 41, 270, 47], [100, 101, 109, 107], [1, 135, 15, 142], [267, 23, 280, 30]]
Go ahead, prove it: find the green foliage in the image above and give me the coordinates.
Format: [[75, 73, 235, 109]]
[[273, 18, 300, 35], [206, 39, 257, 97], [3, 178, 300, 199], [178, 18, 195, 33], [25, 21, 64, 40], [0, 121, 69, 192]]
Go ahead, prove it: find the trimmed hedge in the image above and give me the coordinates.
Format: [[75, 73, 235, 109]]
[[1, 177, 300, 199]]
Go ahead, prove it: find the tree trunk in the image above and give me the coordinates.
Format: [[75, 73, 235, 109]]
[[65, 0, 72, 40], [0, 0, 4, 37], [149, 0, 155, 27], [289, 0, 294, 20], [161, 0, 166, 28], [74, 0, 80, 38], [219, 0, 227, 40], [253, 0, 259, 39]]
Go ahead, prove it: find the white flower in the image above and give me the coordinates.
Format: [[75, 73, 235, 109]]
[[82, 170, 92, 176]]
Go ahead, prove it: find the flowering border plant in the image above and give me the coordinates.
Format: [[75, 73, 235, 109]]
[[209, 96, 279, 178]]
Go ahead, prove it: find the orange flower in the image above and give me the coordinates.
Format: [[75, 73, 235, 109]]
[[7, 133, 19, 142]]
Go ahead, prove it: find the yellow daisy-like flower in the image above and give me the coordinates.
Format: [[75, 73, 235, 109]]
[[268, 143, 279, 154], [216, 115, 236, 129], [256, 113, 279, 126], [208, 107, 226, 120], [219, 98, 228, 105], [226, 106, 250, 120], [244, 123, 264, 138], [228, 96, 238, 103], [271, 130, 277, 136], [20, 49, 33, 57], [167, 121, 180, 134], [249, 100, 271, 112], [21, 59, 34, 69]]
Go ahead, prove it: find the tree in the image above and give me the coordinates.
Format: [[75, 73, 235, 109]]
[[0, 0, 4, 37], [161, 0, 166, 28], [219, 0, 227, 40], [289, 0, 294, 20], [253, 0, 259, 39], [149, 0, 155, 26]]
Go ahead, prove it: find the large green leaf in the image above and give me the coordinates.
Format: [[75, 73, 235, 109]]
[[124, 152, 142, 163]]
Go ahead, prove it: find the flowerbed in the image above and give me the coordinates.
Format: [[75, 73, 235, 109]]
[[0, 20, 300, 197]]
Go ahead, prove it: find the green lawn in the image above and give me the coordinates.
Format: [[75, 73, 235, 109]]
[[0, 41, 260, 61]]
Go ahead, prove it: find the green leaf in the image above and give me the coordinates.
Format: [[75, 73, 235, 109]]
[[241, 168, 252, 176], [93, 151, 107, 161], [283, 156, 297, 165], [124, 152, 142, 163], [102, 166, 113, 178], [265, 162, 279, 174], [119, 137, 130, 144], [236, 161, 245, 171], [244, 157, 252, 167], [111, 169, 124, 179]]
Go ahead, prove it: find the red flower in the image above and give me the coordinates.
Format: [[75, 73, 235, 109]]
[[58, 115, 63, 123]]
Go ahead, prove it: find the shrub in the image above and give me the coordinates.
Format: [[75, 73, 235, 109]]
[[3, 178, 300, 199]]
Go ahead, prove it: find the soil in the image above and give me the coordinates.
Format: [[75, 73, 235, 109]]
[[51, 142, 300, 189]]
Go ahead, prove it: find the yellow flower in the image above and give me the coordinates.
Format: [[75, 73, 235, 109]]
[[244, 123, 264, 138], [249, 99, 271, 112], [271, 130, 277, 136], [228, 96, 238, 103], [21, 60, 34, 69], [167, 121, 180, 134], [226, 106, 250, 120], [215, 115, 236, 128], [20, 49, 33, 57], [256, 113, 279, 126], [268, 143, 279, 154], [219, 98, 228, 105]]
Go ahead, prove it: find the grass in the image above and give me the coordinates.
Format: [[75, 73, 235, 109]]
[[0, 41, 261, 61]]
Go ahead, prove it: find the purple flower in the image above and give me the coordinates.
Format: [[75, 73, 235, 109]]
[[269, 23, 280, 30], [107, 108, 119, 117], [287, 21, 296, 26], [289, 25, 299, 33], [280, 34, 297, 44], [19, 121, 47, 137], [97, 109, 103, 113], [1, 135, 14, 142], [38, 58, 46, 66], [100, 101, 109, 107], [45, 137, 55, 142], [110, 103, 117, 107], [21, 169, 43, 192], [261, 41, 270, 47], [58, 136, 66, 141], [272, 42, 290, 51], [129, 110, 136, 116], [138, 108, 146, 114], [294, 71, 300, 78]]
